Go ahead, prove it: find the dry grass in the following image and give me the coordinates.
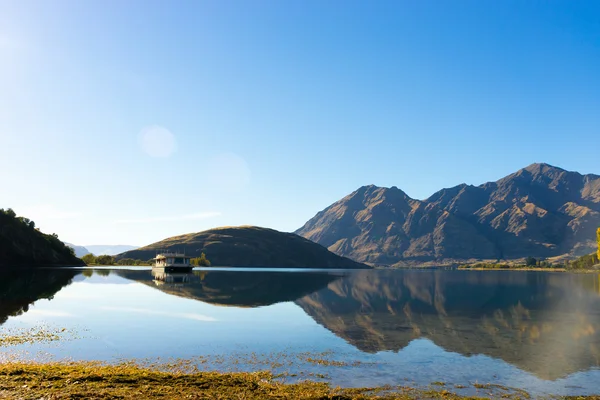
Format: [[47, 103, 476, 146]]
[[0, 362, 540, 400]]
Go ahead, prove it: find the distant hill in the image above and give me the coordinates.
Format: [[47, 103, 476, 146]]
[[0, 209, 84, 268], [117, 226, 369, 269], [296, 163, 600, 266], [64, 243, 90, 258], [85, 245, 138, 256]]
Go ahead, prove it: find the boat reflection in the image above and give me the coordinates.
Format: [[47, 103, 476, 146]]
[[118, 269, 343, 307], [152, 268, 200, 285]]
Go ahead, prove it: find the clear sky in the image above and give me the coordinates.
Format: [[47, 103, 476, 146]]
[[1, 0, 599, 246]]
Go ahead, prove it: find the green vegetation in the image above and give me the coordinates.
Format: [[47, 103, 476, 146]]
[[116, 258, 153, 266], [0, 208, 83, 267], [0, 327, 72, 347], [461, 231, 600, 271], [191, 252, 211, 267], [568, 253, 599, 270], [597, 227, 600, 261], [459, 258, 564, 270], [81, 253, 96, 265], [82, 254, 152, 266], [0, 362, 542, 399]]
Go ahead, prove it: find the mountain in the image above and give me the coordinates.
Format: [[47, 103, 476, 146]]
[[296, 163, 600, 266], [295, 269, 600, 380], [64, 243, 90, 258], [84, 245, 138, 256], [116, 226, 369, 269], [0, 209, 84, 268]]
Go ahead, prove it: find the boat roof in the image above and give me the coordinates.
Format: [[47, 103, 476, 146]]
[[154, 252, 191, 259]]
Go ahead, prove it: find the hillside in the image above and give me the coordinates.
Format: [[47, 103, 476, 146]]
[[0, 209, 84, 268], [117, 226, 369, 269], [296, 163, 600, 266], [65, 243, 90, 258]]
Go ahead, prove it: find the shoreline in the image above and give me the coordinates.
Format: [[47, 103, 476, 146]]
[[0, 361, 587, 399], [458, 267, 600, 273], [458, 267, 567, 272]]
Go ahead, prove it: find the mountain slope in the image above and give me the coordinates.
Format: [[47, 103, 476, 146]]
[[296, 163, 600, 266], [0, 209, 84, 268], [65, 243, 90, 258], [117, 226, 369, 269]]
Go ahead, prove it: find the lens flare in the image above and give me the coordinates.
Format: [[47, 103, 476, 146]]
[[138, 125, 177, 158]]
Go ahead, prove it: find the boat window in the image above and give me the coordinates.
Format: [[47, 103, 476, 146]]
[[174, 257, 184, 264]]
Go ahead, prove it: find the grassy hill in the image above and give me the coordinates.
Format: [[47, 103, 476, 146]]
[[0, 209, 84, 268], [117, 226, 369, 269]]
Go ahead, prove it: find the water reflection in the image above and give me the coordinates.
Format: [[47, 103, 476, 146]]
[[152, 268, 200, 284], [296, 270, 600, 380], [3, 267, 600, 384], [117, 269, 342, 307], [0, 269, 77, 325]]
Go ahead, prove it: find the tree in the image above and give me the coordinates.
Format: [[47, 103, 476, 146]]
[[525, 257, 537, 267], [95, 255, 115, 265], [95, 269, 111, 276], [192, 253, 211, 267], [82, 254, 96, 265], [597, 227, 600, 262], [82, 269, 94, 278]]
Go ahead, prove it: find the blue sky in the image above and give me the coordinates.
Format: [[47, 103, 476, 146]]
[[1, 0, 599, 246]]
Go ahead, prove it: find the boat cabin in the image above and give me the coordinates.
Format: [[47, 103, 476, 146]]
[[154, 252, 192, 270]]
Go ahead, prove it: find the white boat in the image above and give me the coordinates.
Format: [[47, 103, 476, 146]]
[[153, 252, 193, 272]]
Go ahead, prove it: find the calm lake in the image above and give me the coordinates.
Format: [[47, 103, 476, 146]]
[[2, 267, 600, 397]]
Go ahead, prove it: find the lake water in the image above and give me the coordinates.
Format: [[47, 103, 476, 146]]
[[2, 267, 600, 397]]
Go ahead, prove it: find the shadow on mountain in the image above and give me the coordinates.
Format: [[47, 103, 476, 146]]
[[296, 269, 600, 380], [0, 269, 78, 325], [116, 269, 343, 307]]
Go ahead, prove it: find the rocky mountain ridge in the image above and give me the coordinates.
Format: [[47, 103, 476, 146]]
[[296, 163, 600, 266]]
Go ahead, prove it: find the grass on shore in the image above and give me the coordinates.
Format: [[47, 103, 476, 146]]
[[0, 362, 541, 400]]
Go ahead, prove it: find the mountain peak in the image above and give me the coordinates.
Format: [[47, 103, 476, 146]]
[[297, 163, 600, 266], [523, 162, 566, 174]]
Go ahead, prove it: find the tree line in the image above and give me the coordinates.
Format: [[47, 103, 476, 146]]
[[191, 253, 211, 267], [81, 254, 153, 266], [81, 252, 212, 266]]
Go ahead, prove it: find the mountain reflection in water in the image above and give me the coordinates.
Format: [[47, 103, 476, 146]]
[[116, 269, 343, 307], [2, 267, 600, 384], [0, 269, 78, 325], [296, 270, 600, 380], [117, 268, 600, 380]]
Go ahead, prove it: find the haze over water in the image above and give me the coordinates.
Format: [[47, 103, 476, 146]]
[[2, 268, 600, 396]]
